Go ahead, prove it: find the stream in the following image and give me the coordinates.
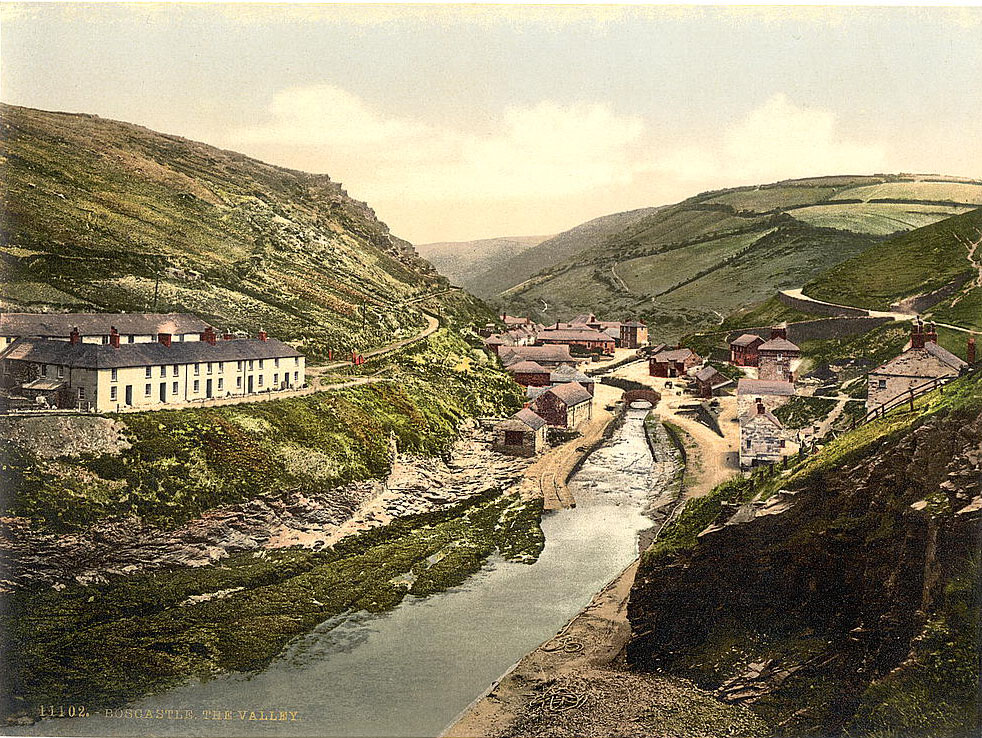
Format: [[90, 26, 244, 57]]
[[17, 406, 675, 738]]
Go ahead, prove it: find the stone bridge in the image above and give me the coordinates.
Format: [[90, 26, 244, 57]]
[[623, 388, 661, 407]]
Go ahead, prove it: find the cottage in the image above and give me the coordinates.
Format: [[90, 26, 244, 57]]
[[619, 321, 648, 349], [536, 326, 616, 355], [493, 408, 548, 456], [729, 333, 765, 366], [530, 381, 594, 429], [549, 363, 595, 396], [739, 399, 793, 468], [693, 365, 729, 398], [507, 360, 552, 387], [498, 344, 581, 369], [757, 327, 801, 382], [736, 378, 795, 417], [0, 312, 212, 346], [649, 347, 701, 378], [1, 325, 305, 412], [866, 321, 968, 411]]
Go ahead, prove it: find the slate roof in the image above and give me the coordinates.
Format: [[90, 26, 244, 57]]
[[924, 342, 969, 369], [758, 337, 801, 353], [0, 312, 211, 337], [3, 337, 302, 370], [731, 333, 765, 347], [543, 381, 592, 406], [508, 360, 549, 374], [550, 363, 593, 383], [694, 366, 727, 386], [652, 347, 697, 363], [737, 379, 795, 396], [538, 327, 614, 343], [498, 408, 549, 432], [499, 345, 577, 366], [621, 321, 646, 328]]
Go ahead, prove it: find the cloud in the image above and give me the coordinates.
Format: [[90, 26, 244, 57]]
[[228, 86, 887, 241]]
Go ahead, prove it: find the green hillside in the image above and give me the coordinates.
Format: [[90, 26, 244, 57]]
[[416, 234, 550, 291], [492, 175, 981, 342], [806, 206, 982, 330], [0, 104, 454, 360]]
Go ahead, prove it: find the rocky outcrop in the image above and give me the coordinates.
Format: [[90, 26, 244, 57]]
[[626, 407, 981, 736], [0, 415, 131, 459]]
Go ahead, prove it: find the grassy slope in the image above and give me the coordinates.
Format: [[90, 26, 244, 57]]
[[491, 176, 982, 343], [0, 104, 448, 359], [416, 234, 551, 290], [806, 206, 982, 329]]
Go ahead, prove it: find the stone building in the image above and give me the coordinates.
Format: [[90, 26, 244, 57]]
[[549, 363, 595, 396], [649, 347, 701, 378], [498, 344, 582, 369], [757, 327, 801, 382], [494, 408, 548, 456], [1, 316, 305, 412], [739, 399, 793, 469], [736, 378, 795, 417], [619, 321, 649, 349], [0, 312, 212, 346], [536, 326, 616, 355], [866, 321, 968, 411], [729, 333, 764, 366], [693, 365, 729, 398], [507, 360, 552, 387], [530, 381, 594, 429]]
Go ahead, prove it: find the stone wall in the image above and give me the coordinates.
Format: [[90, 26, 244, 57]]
[[727, 316, 892, 346], [777, 291, 869, 317]]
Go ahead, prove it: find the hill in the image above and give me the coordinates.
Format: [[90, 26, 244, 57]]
[[489, 175, 982, 342], [806, 206, 982, 331], [0, 104, 457, 361], [415, 234, 550, 291]]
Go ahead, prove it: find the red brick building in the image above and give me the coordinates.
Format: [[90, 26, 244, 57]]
[[536, 327, 615, 355], [507, 360, 552, 387], [530, 381, 594, 429], [729, 333, 764, 366], [649, 347, 701, 378]]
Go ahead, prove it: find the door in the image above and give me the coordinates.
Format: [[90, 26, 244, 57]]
[[206, 378, 213, 398], [159, 382, 166, 402], [125, 385, 133, 406], [247, 375, 254, 393]]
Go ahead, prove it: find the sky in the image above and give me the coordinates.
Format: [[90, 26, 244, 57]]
[[2, 3, 982, 244]]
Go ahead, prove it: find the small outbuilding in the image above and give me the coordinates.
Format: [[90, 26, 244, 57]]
[[494, 408, 549, 456], [530, 381, 594, 429], [693, 365, 729, 398], [649, 347, 701, 378]]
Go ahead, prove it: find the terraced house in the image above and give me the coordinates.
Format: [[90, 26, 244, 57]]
[[0, 313, 305, 412]]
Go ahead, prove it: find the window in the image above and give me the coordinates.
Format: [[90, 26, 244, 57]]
[[172, 381, 178, 394], [273, 373, 279, 385], [293, 371, 298, 382], [274, 358, 280, 368], [779, 440, 786, 449], [504, 430, 524, 446], [294, 357, 299, 366], [746, 440, 752, 449], [77, 387, 86, 399], [877, 379, 887, 390], [258, 359, 264, 369], [127, 335, 135, 343], [145, 366, 152, 378], [218, 362, 224, 373], [236, 376, 242, 388], [101, 335, 109, 345], [145, 383, 152, 397], [193, 379, 200, 393], [110, 386, 118, 401], [57, 366, 65, 378], [258, 375, 264, 387], [207, 362, 213, 374], [248, 360, 254, 370], [236, 360, 243, 371], [172, 364, 179, 376], [110, 368, 118, 381], [160, 366, 167, 378], [217, 378, 224, 391], [40, 364, 48, 377], [194, 364, 200, 376]]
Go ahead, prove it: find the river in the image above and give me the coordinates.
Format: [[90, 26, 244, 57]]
[[17, 407, 671, 738]]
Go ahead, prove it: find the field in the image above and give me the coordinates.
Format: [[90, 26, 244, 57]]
[[789, 203, 972, 235]]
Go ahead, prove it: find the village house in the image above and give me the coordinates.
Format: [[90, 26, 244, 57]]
[[757, 327, 801, 382], [739, 398, 794, 469], [507, 360, 552, 387], [729, 333, 765, 366], [530, 381, 594, 430], [0, 314, 305, 412], [866, 321, 969, 411], [498, 344, 582, 369], [693, 365, 729, 398], [493, 408, 549, 456], [536, 326, 616, 355], [649, 346, 701, 378], [0, 312, 211, 346], [549, 363, 595, 396], [619, 320, 648, 349], [736, 378, 795, 417]]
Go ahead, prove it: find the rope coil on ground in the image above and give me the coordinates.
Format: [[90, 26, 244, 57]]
[[528, 686, 589, 713]]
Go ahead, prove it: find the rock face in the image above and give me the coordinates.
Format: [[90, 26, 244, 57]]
[[626, 407, 981, 736], [0, 415, 130, 458]]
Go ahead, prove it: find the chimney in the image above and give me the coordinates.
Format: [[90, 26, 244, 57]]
[[70, 326, 81, 345], [158, 332, 172, 347], [925, 321, 938, 344], [968, 337, 977, 365], [258, 330, 268, 342], [110, 326, 120, 348], [222, 333, 235, 341], [756, 398, 766, 415], [201, 327, 217, 345], [911, 320, 925, 349], [771, 324, 787, 340]]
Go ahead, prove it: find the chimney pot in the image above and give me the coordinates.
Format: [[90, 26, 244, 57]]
[[158, 332, 172, 347], [258, 330, 268, 342], [968, 337, 977, 365], [110, 326, 120, 349], [70, 326, 81, 345], [201, 327, 217, 345], [911, 321, 925, 349]]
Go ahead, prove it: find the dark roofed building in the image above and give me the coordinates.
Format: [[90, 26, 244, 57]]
[[0, 312, 212, 345], [530, 381, 594, 429], [757, 327, 801, 382], [729, 333, 765, 366], [536, 326, 615, 355], [693, 365, 729, 398], [498, 344, 580, 369], [507, 360, 552, 387], [549, 363, 595, 396], [649, 347, 701, 377], [493, 408, 548, 456]]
